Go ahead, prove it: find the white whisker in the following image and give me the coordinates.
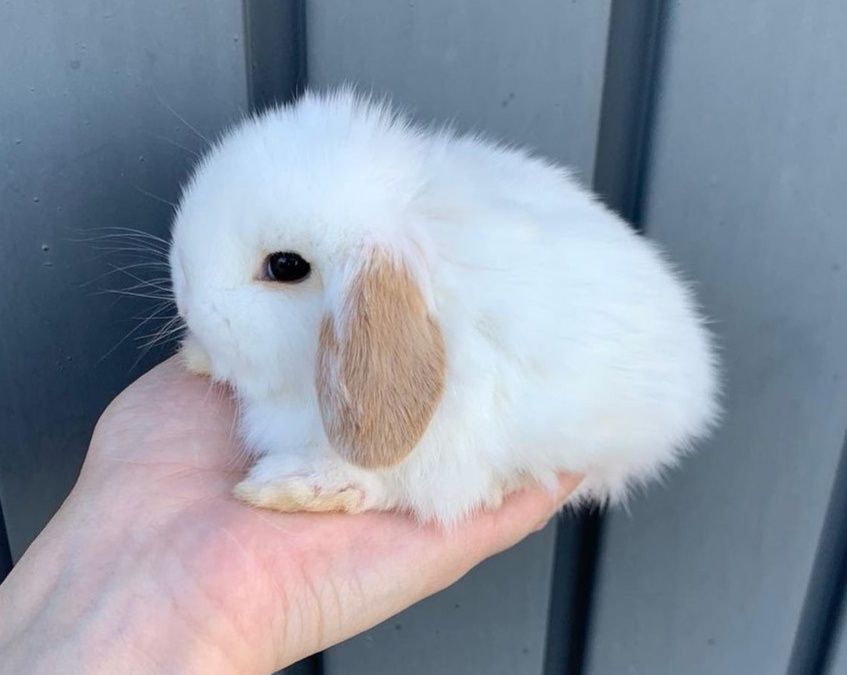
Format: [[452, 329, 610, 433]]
[[78, 226, 172, 245], [97, 288, 173, 301], [135, 186, 178, 210], [106, 266, 173, 292], [80, 261, 171, 288], [144, 131, 202, 159], [101, 304, 175, 362], [131, 303, 175, 322], [73, 233, 171, 255], [155, 92, 212, 146], [87, 245, 169, 259], [131, 318, 184, 370]]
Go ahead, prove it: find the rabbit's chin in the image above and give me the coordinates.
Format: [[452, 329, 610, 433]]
[[178, 335, 212, 376]]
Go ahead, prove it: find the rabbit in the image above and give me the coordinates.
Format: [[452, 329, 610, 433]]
[[169, 89, 719, 525]]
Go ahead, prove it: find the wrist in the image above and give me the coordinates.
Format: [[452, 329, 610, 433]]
[[0, 487, 265, 675]]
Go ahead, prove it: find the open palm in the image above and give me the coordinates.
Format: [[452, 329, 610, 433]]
[[3, 358, 578, 674]]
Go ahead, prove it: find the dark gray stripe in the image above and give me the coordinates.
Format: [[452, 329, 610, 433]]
[[787, 434, 847, 675], [244, 0, 307, 113], [0, 500, 12, 583], [543, 511, 604, 675], [592, 0, 670, 228]]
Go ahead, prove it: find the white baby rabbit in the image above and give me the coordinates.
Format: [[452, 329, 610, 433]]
[[170, 90, 719, 525]]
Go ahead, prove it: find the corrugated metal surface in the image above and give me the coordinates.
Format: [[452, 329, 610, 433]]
[[585, 2, 847, 673], [307, 0, 611, 172], [0, 0, 247, 559], [2, 2, 846, 673]]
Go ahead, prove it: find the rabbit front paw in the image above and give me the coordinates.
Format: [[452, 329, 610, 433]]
[[233, 455, 384, 514], [234, 475, 366, 513]]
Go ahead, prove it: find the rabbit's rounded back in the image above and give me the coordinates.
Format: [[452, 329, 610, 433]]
[[170, 90, 719, 523]]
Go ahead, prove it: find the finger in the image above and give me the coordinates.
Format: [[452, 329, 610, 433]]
[[446, 473, 583, 572]]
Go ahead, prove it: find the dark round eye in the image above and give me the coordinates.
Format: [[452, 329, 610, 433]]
[[265, 251, 311, 283]]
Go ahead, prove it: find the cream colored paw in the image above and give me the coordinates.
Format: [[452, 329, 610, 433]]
[[179, 336, 212, 376], [233, 476, 366, 514]]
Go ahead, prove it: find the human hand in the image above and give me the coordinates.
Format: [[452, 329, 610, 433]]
[[0, 357, 580, 674]]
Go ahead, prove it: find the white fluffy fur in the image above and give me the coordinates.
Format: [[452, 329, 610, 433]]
[[169, 90, 719, 524]]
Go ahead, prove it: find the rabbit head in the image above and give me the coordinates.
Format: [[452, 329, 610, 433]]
[[170, 92, 446, 468]]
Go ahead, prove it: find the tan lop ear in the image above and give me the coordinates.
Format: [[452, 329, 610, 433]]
[[317, 249, 446, 469]]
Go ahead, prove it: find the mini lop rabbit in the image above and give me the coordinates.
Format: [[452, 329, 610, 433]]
[[170, 90, 719, 524]]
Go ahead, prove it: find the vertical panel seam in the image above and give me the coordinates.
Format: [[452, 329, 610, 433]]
[[787, 430, 847, 675], [241, 0, 255, 106], [627, 0, 672, 230], [243, 0, 308, 114], [0, 497, 13, 582]]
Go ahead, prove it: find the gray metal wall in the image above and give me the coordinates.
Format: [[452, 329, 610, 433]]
[[2, 2, 846, 674], [584, 3, 847, 674], [0, 0, 247, 559]]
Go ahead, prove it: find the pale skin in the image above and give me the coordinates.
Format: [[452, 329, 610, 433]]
[[0, 358, 580, 674]]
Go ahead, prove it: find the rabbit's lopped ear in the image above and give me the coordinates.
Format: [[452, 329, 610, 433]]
[[317, 248, 446, 469]]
